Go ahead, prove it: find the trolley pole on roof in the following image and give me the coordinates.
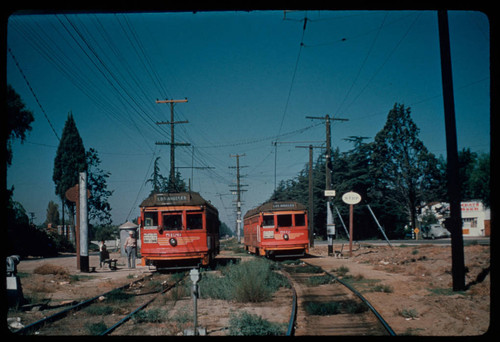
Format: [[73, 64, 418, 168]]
[[229, 154, 247, 243], [155, 98, 190, 191]]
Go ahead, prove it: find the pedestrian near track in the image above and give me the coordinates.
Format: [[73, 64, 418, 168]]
[[124, 231, 137, 268]]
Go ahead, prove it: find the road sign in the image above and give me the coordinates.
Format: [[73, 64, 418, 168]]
[[342, 191, 362, 205], [414, 228, 420, 234], [324, 190, 336, 197]]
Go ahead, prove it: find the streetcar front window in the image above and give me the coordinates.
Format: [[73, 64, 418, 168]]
[[263, 215, 274, 227], [163, 213, 183, 230], [187, 213, 203, 230], [277, 214, 292, 227], [144, 212, 158, 228], [295, 213, 306, 226]]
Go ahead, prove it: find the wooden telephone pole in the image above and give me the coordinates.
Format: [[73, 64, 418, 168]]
[[296, 145, 323, 248], [306, 115, 348, 254], [156, 98, 190, 190], [438, 10, 465, 291], [229, 154, 247, 243]]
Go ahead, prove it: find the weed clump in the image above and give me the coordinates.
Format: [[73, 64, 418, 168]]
[[199, 259, 289, 302], [228, 311, 286, 336]]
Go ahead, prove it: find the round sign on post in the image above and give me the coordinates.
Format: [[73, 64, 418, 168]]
[[342, 191, 362, 205]]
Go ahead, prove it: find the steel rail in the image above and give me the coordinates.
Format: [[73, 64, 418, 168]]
[[14, 276, 148, 335], [303, 261, 396, 336], [99, 274, 187, 335], [279, 270, 298, 336]]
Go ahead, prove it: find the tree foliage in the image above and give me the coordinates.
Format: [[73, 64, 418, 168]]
[[53, 112, 87, 214], [86, 148, 113, 225], [371, 103, 443, 231], [268, 103, 489, 240], [146, 157, 187, 194], [6, 85, 34, 167], [44, 200, 61, 226]]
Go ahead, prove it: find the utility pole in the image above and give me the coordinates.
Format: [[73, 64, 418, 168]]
[[438, 10, 465, 291], [306, 115, 348, 254], [306, 115, 348, 191], [296, 144, 323, 248], [156, 98, 190, 191], [229, 154, 247, 243]]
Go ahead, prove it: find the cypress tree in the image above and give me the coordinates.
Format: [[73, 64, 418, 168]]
[[53, 112, 87, 219]]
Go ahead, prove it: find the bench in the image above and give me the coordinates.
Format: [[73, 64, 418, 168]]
[[101, 259, 118, 270]]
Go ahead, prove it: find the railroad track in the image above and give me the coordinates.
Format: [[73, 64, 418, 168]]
[[14, 272, 186, 335], [279, 260, 396, 336]]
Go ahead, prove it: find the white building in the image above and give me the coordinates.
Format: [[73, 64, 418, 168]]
[[419, 200, 490, 237]]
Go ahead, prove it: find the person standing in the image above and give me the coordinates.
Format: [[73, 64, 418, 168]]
[[124, 231, 137, 268], [99, 240, 109, 268]]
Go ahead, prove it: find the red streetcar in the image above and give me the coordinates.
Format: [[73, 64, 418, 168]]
[[243, 201, 309, 258], [138, 192, 220, 269]]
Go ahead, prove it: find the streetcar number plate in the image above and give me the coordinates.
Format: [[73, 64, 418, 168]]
[[144, 233, 158, 243], [263, 231, 274, 239]]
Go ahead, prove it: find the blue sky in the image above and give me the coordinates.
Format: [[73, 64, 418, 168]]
[[6, 10, 490, 229]]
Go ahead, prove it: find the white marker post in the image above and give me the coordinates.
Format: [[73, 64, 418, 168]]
[[190, 268, 200, 335]]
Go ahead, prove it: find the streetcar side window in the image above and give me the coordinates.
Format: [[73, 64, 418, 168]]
[[277, 214, 292, 227], [262, 215, 275, 227], [144, 212, 158, 227], [163, 213, 183, 230], [187, 213, 203, 230], [295, 213, 306, 227]]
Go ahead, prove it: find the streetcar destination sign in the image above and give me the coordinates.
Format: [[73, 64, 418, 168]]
[[342, 191, 362, 205]]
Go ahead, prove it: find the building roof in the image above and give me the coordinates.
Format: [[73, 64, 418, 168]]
[[119, 220, 139, 230]]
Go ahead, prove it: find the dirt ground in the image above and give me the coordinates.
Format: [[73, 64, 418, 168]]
[[9, 242, 491, 336], [308, 242, 491, 336]]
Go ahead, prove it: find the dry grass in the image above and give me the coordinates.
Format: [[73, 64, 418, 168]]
[[33, 264, 69, 276]]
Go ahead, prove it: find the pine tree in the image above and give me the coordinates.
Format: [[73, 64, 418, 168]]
[[53, 112, 87, 218], [371, 103, 441, 232]]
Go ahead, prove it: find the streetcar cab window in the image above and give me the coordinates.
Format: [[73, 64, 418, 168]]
[[144, 212, 158, 228], [163, 213, 183, 231], [295, 213, 306, 227], [187, 213, 203, 230], [262, 215, 275, 227], [277, 214, 292, 227]]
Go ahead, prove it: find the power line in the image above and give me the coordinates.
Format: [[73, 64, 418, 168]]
[[8, 48, 60, 141]]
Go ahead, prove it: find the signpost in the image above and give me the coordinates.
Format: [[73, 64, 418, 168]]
[[342, 191, 362, 257], [65, 183, 91, 271]]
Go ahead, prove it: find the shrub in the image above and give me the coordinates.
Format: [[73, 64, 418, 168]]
[[333, 265, 350, 277], [133, 308, 168, 323], [304, 300, 368, 315], [105, 289, 134, 303], [228, 311, 286, 336], [307, 274, 333, 286], [199, 259, 289, 302], [84, 321, 107, 335], [33, 264, 68, 276], [304, 301, 341, 315], [372, 284, 393, 293], [85, 305, 113, 316]]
